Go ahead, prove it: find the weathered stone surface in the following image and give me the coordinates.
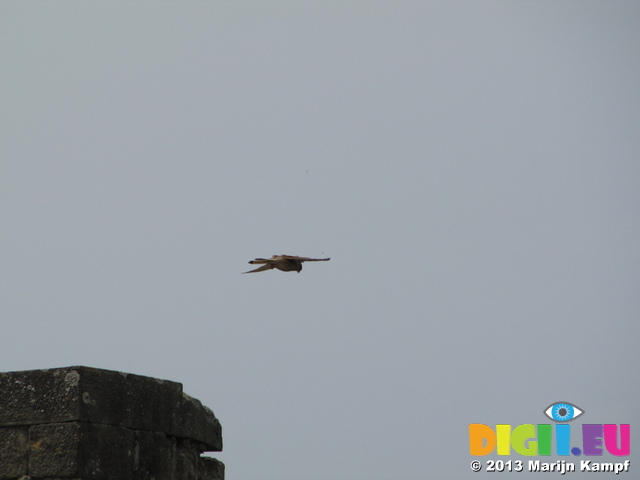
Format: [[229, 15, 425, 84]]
[[80, 367, 191, 439], [133, 429, 176, 480], [29, 422, 136, 479], [0, 366, 221, 451], [174, 440, 224, 480], [0, 368, 82, 426], [177, 393, 222, 452], [0, 366, 223, 479], [201, 457, 225, 480], [0, 426, 29, 478]]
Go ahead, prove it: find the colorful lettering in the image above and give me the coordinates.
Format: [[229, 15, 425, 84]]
[[556, 424, 570, 455], [468, 424, 495, 456], [537, 424, 552, 455], [469, 423, 630, 457], [604, 424, 630, 456], [512, 424, 537, 456]]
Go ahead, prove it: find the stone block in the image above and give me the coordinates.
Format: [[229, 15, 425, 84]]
[[29, 422, 135, 479], [175, 439, 213, 480], [0, 368, 82, 426], [0, 426, 29, 478], [0, 366, 221, 451], [201, 457, 225, 480], [133, 429, 176, 480], [178, 393, 222, 452]]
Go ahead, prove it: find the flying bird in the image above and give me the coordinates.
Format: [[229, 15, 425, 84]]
[[242, 255, 330, 274]]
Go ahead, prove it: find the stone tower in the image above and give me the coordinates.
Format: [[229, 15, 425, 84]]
[[0, 366, 223, 479]]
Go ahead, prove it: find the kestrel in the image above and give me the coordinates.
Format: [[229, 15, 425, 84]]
[[242, 255, 330, 274]]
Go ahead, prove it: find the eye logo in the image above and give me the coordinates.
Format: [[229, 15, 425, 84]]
[[544, 402, 584, 422]]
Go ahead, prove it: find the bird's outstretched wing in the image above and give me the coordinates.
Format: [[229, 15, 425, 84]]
[[242, 263, 274, 274], [281, 255, 331, 262], [241, 256, 277, 274], [247, 257, 273, 264]]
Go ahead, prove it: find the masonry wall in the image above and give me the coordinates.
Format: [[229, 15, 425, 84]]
[[0, 366, 223, 480]]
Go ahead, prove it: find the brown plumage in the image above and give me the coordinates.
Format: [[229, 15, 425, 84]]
[[242, 255, 330, 274]]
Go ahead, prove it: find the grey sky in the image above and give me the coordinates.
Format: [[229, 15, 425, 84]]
[[2, 1, 639, 479]]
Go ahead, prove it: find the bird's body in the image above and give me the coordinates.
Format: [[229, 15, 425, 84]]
[[242, 255, 330, 274]]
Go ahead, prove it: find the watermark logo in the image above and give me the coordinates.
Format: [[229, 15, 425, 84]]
[[468, 402, 631, 474]]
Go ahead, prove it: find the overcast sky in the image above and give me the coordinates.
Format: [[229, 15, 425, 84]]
[[2, 1, 639, 479]]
